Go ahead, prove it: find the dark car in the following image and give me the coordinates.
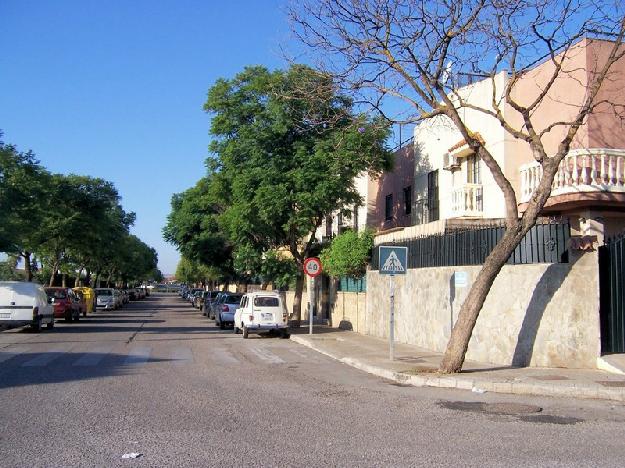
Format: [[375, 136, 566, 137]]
[[45, 287, 80, 322], [202, 291, 221, 316]]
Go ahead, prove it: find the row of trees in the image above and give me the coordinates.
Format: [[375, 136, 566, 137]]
[[164, 64, 392, 322], [0, 135, 160, 287]]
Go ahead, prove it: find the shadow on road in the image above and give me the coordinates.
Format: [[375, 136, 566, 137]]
[[0, 351, 176, 390]]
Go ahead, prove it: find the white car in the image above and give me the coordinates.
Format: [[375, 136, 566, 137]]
[[233, 291, 289, 339], [0, 281, 54, 332]]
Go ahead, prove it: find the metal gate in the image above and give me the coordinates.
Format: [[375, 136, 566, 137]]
[[599, 236, 625, 353]]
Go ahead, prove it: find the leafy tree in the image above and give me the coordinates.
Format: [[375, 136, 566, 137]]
[[175, 256, 219, 286], [163, 176, 234, 282], [320, 229, 374, 279], [205, 64, 391, 323], [0, 138, 51, 281], [291, 0, 625, 372]]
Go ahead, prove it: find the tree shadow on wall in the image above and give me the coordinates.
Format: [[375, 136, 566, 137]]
[[511, 254, 580, 367]]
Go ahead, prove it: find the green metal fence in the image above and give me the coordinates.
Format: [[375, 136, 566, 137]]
[[338, 276, 366, 293]]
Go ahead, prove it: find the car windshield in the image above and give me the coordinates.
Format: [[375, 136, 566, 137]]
[[96, 290, 112, 296], [46, 290, 67, 299], [254, 296, 279, 307], [225, 295, 242, 304]]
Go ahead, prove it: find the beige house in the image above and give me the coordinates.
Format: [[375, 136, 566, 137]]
[[360, 38, 625, 369], [405, 38, 625, 240]]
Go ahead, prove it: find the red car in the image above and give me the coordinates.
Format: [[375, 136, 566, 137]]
[[45, 287, 81, 322]]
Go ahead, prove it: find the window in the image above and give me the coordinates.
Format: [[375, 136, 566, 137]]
[[403, 186, 412, 215], [385, 194, 393, 221], [427, 170, 439, 222], [325, 215, 333, 237], [467, 154, 481, 184], [254, 296, 280, 307]]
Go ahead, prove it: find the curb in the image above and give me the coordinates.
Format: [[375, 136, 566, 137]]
[[290, 335, 625, 403]]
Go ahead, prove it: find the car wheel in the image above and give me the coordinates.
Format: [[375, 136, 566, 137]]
[[233, 324, 240, 334], [219, 318, 225, 330], [46, 319, 54, 330], [75, 311, 80, 322], [31, 318, 42, 332], [280, 329, 289, 339], [242, 326, 249, 339]]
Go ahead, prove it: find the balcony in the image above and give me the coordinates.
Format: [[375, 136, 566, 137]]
[[451, 184, 483, 217], [519, 149, 625, 204]]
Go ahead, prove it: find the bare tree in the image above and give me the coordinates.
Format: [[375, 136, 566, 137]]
[[290, 0, 625, 372]]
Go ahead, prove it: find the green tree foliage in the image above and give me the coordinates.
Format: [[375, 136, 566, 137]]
[[0, 138, 51, 280], [204, 64, 392, 321], [320, 229, 374, 279], [163, 176, 234, 281], [175, 256, 219, 285], [0, 134, 157, 286]]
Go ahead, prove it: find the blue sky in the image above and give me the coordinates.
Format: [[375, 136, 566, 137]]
[[0, 1, 291, 274]]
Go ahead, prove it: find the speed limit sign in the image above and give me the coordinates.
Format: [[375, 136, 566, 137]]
[[303, 257, 322, 277]]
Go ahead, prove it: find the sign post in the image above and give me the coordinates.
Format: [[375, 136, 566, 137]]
[[303, 257, 322, 335], [379, 246, 408, 361]]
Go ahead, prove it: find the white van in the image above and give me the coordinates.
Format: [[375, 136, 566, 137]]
[[0, 281, 54, 332], [233, 291, 289, 339]]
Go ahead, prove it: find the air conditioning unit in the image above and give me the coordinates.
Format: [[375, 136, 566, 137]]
[[443, 153, 460, 170]]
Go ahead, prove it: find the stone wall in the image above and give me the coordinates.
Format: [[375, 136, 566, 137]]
[[365, 249, 601, 369]]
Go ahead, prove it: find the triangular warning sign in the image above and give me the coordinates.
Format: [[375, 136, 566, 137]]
[[381, 251, 405, 272]]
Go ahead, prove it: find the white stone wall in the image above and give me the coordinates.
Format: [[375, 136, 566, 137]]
[[365, 250, 601, 369]]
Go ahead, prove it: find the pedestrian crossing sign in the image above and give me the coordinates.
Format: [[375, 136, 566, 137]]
[[379, 246, 408, 275]]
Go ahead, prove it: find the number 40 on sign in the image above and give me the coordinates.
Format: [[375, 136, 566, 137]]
[[303, 257, 322, 277]]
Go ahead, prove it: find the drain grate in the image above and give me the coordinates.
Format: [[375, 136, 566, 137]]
[[597, 380, 625, 387]]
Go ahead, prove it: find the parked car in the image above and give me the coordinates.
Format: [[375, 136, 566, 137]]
[[0, 281, 54, 331], [188, 289, 203, 305], [233, 291, 289, 338], [95, 288, 116, 310], [214, 293, 243, 329], [208, 292, 226, 320], [113, 289, 123, 309], [201, 291, 221, 316], [194, 290, 213, 309], [45, 287, 80, 322], [73, 287, 95, 315]]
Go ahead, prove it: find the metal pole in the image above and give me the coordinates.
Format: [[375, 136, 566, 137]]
[[389, 274, 395, 360], [309, 275, 313, 335]]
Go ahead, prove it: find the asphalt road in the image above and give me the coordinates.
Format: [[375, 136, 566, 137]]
[[2, 294, 625, 467]]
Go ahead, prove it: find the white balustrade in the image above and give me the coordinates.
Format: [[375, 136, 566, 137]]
[[519, 149, 625, 203], [451, 184, 483, 217]]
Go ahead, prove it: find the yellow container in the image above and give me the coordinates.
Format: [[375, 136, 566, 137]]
[[73, 287, 96, 314]]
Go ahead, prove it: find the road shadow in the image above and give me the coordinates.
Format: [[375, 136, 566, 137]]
[[0, 350, 176, 390]]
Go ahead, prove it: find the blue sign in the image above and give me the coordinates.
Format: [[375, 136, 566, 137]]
[[379, 246, 408, 275]]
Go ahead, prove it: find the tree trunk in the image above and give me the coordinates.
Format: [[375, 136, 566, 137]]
[[439, 225, 529, 373], [49, 260, 60, 287], [292, 270, 305, 325], [61, 274, 67, 288], [85, 269, 92, 287], [22, 252, 32, 282]]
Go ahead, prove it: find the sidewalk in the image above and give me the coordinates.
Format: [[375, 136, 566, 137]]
[[290, 326, 625, 403]]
